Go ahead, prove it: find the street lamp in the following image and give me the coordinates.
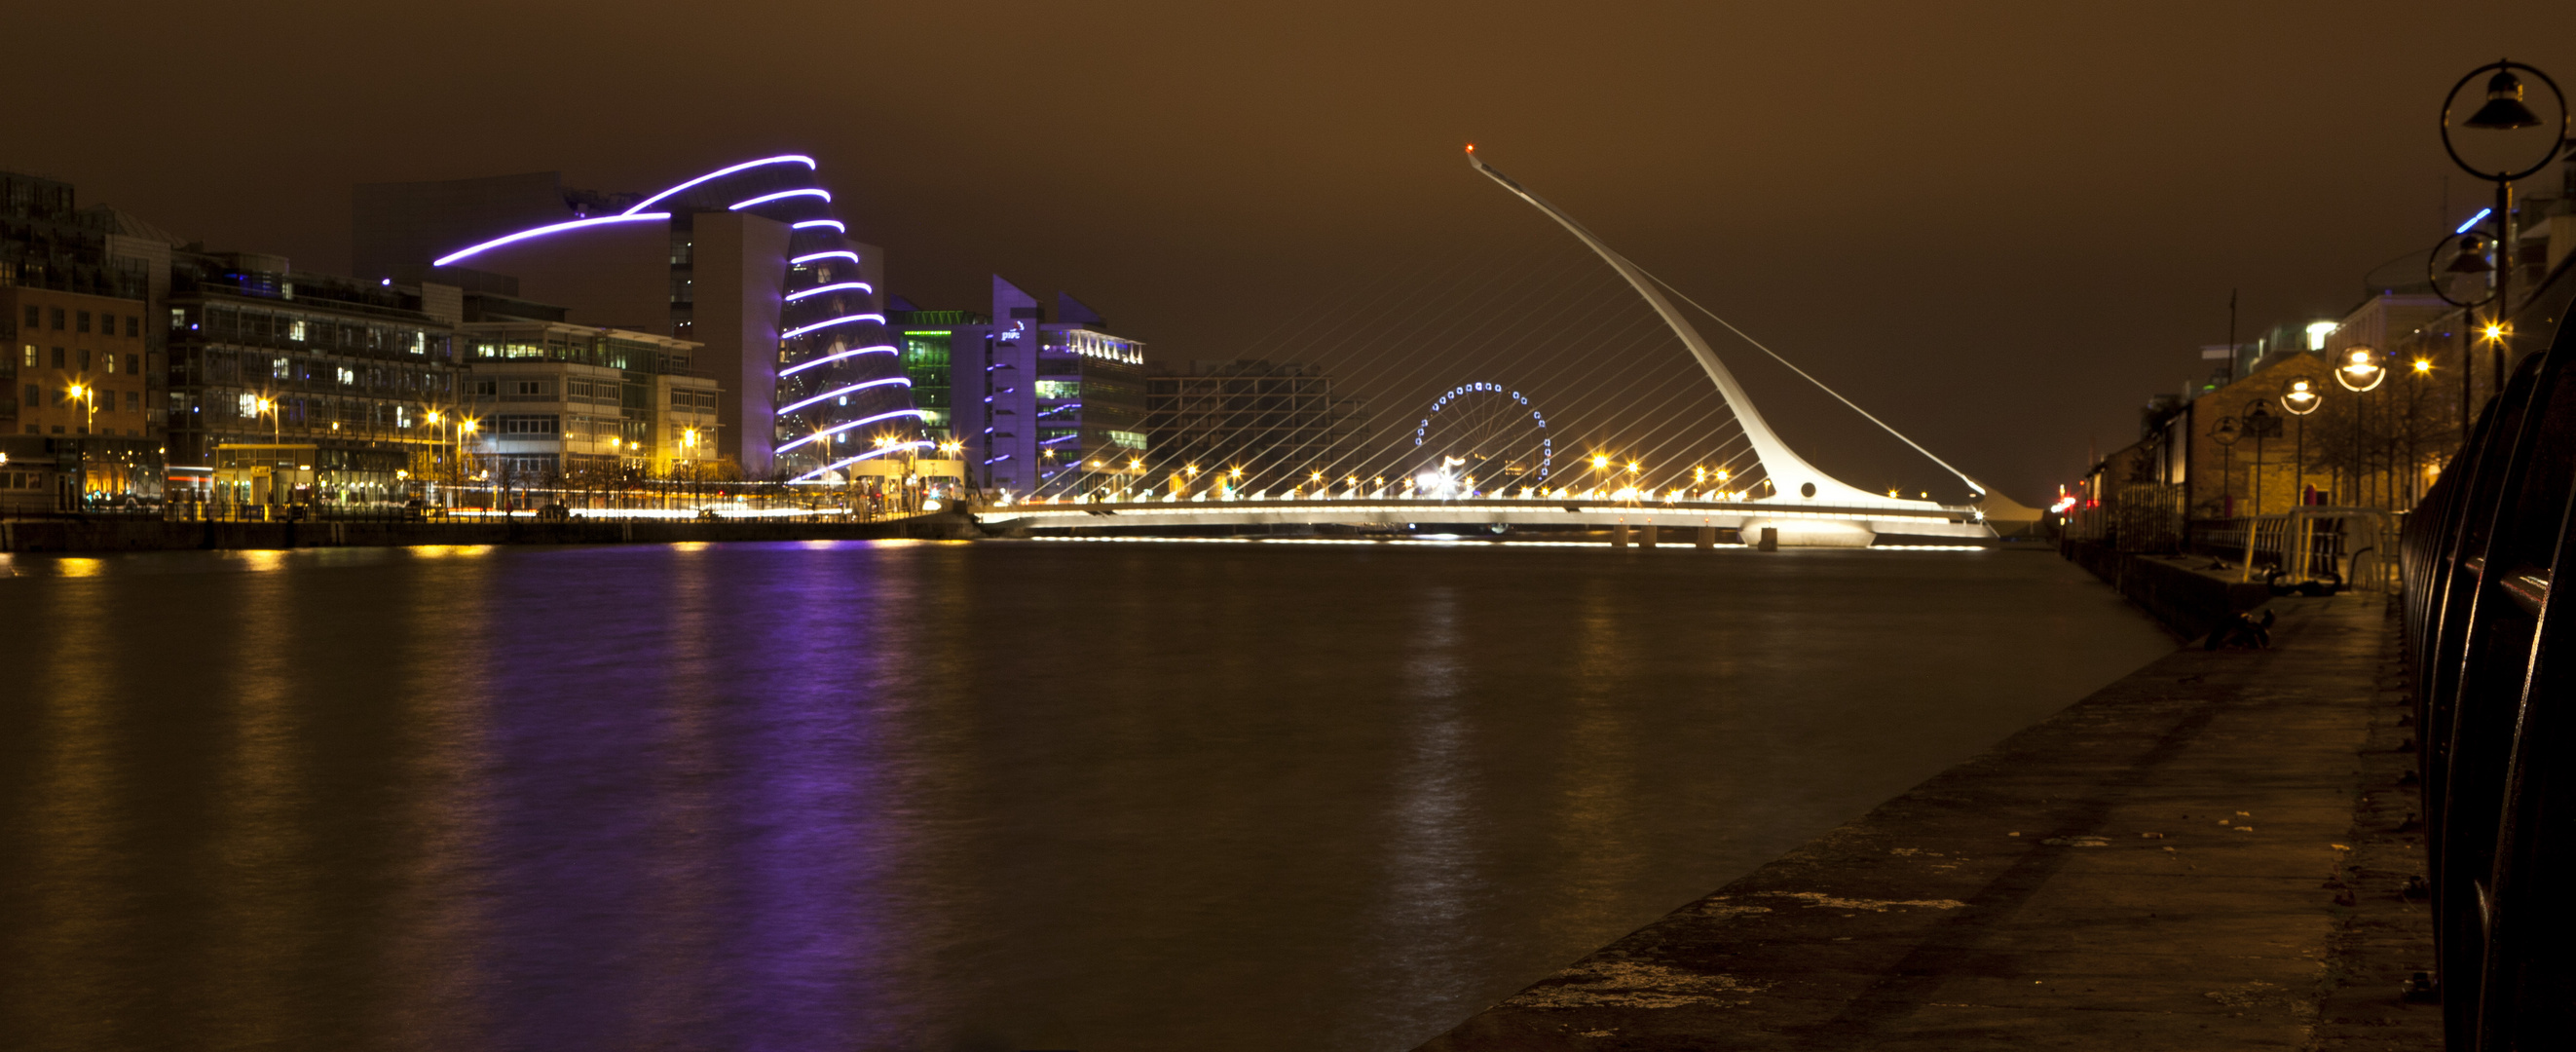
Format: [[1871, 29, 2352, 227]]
[[2282, 378, 2323, 507], [2333, 346, 2386, 393], [2439, 58, 2568, 403], [64, 383, 97, 435]]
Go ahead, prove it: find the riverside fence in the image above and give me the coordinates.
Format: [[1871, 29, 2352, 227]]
[[2398, 316, 2576, 1050]]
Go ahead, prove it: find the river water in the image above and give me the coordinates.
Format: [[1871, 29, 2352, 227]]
[[0, 540, 2169, 1052]]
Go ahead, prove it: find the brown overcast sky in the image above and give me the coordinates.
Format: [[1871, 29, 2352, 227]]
[[11, 1, 2575, 501]]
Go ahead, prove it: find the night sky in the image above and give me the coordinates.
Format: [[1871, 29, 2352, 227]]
[[13, 1, 2575, 501]]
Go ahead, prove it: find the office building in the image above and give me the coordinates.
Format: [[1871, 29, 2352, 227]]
[[461, 321, 719, 479], [924, 277, 1148, 498], [164, 256, 468, 505], [1143, 359, 1369, 494], [1, 170, 166, 506]]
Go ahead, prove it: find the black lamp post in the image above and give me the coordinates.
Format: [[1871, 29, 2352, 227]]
[[2242, 400, 2280, 517], [2439, 59, 2569, 406], [2210, 414, 2242, 517], [2429, 229, 2501, 430]]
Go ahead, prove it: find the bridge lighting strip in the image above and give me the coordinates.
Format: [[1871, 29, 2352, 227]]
[[730, 188, 831, 210], [779, 344, 897, 376], [788, 440, 935, 483], [785, 281, 876, 301], [624, 155, 816, 214], [432, 212, 671, 267], [777, 376, 912, 415], [791, 250, 861, 266], [773, 409, 934, 454], [781, 314, 886, 339], [794, 219, 845, 232], [996, 503, 1962, 522]]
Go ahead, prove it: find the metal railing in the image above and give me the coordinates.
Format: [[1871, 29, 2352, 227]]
[[2193, 508, 2400, 593], [2398, 316, 2576, 1048]]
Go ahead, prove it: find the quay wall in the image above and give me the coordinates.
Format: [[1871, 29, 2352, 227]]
[[2061, 539, 2270, 641], [1416, 594, 2435, 1050], [0, 511, 981, 553]]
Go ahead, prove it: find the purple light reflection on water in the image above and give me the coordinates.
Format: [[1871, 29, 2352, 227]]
[[0, 541, 2175, 1052]]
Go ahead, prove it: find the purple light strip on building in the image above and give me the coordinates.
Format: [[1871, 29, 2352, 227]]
[[774, 409, 935, 455], [788, 440, 935, 484], [729, 188, 831, 210], [780, 314, 886, 340], [623, 155, 817, 215], [793, 219, 845, 232], [431, 212, 671, 267], [791, 250, 860, 266], [776, 376, 912, 415], [778, 344, 897, 377], [784, 282, 876, 302]]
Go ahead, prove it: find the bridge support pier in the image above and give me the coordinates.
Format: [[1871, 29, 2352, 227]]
[[1698, 524, 1715, 549], [1612, 521, 1629, 547], [1640, 522, 1658, 548], [1758, 526, 1778, 551]]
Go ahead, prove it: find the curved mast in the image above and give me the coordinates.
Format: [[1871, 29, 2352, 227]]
[[1467, 149, 1901, 507]]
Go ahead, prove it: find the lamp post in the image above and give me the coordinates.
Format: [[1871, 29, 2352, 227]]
[[2282, 377, 2323, 506], [2209, 414, 2241, 517], [2439, 58, 2568, 407], [2429, 229, 2501, 432], [2333, 347, 2387, 507], [2242, 400, 2280, 517], [458, 417, 481, 508], [65, 383, 97, 435]]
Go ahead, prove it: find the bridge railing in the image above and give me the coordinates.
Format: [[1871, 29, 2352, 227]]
[[2396, 316, 2576, 1048]]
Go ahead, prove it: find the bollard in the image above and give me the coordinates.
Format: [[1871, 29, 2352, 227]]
[[1612, 520, 1629, 547], [1697, 524, 1715, 549], [1640, 522, 1658, 548], [1758, 526, 1778, 551]]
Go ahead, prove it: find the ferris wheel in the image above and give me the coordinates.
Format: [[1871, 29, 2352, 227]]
[[1413, 382, 1551, 496]]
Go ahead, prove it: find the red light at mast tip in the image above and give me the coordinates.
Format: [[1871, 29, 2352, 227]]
[[1465, 143, 1475, 153]]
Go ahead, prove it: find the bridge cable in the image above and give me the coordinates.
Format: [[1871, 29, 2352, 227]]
[[1633, 266, 1992, 498]]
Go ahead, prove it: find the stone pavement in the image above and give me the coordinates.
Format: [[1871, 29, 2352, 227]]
[[1416, 595, 2441, 1051]]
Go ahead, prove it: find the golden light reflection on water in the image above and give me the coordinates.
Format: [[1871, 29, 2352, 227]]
[[185, 569, 318, 1044], [379, 551, 499, 1050], [53, 557, 104, 577], [16, 569, 129, 1049], [1543, 583, 1645, 950]]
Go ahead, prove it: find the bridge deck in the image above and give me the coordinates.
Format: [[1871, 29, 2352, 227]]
[[979, 498, 1995, 540]]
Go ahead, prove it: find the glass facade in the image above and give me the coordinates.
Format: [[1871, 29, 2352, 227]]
[[166, 263, 463, 506]]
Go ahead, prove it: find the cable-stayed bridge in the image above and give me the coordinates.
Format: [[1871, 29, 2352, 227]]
[[979, 148, 2022, 546]]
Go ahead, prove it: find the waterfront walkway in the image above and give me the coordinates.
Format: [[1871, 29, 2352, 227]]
[[1419, 594, 2438, 1050]]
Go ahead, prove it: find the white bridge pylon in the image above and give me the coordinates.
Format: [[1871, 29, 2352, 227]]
[[1465, 149, 1940, 511]]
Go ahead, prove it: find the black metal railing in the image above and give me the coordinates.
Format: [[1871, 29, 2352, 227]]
[[2398, 315, 2576, 1048]]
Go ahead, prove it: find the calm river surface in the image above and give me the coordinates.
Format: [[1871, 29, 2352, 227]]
[[0, 540, 2169, 1052]]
